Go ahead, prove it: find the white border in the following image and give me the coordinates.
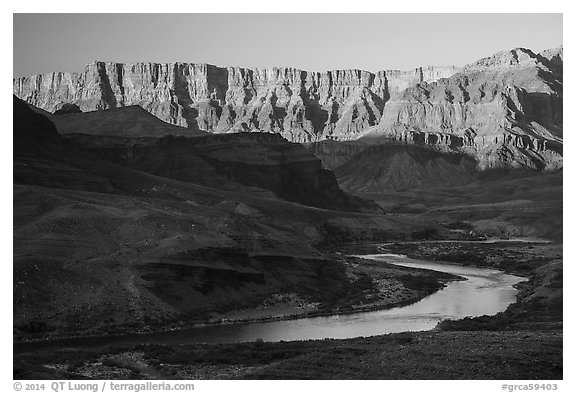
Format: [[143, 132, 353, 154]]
[[4, 2, 572, 392]]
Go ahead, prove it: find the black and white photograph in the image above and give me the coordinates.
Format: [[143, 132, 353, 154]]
[[8, 4, 570, 388]]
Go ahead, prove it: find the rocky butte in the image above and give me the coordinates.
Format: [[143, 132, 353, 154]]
[[13, 46, 562, 170]]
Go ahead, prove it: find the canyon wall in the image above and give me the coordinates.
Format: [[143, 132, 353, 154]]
[[13, 47, 563, 170], [13, 63, 458, 143]]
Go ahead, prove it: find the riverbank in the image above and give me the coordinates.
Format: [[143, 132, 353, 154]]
[[374, 238, 562, 277], [14, 240, 561, 379], [204, 254, 459, 325], [14, 253, 458, 347]]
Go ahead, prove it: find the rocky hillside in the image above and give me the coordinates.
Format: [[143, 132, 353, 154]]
[[362, 48, 563, 171], [14, 63, 458, 142], [303, 141, 479, 192], [334, 144, 477, 192]]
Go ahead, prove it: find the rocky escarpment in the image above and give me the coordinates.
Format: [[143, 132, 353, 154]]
[[14, 63, 458, 143], [362, 48, 563, 170]]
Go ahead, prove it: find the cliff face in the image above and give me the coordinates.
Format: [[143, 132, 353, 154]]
[[362, 48, 563, 170], [13, 47, 563, 170], [14, 63, 458, 143]]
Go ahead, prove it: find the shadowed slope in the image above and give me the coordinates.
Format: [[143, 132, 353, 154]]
[[14, 95, 435, 341], [334, 144, 477, 192], [51, 105, 206, 138], [66, 132, 372, 211]]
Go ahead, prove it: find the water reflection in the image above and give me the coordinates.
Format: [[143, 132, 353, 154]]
[[16, 254, 527, 352], [135, 255, 526, 344]]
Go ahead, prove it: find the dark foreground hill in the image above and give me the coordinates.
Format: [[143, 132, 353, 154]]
[[14, 96, 440, 341]]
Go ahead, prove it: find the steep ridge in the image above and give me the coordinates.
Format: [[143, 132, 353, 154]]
[[51, 105, 207, 138], [362, 48, 563, 171], [14, 63, 458, 142], [14, 95, 60, 152], [14, 95, 120, 192]]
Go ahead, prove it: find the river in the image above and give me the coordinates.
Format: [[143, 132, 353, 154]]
[[14, 253, 526, 353]]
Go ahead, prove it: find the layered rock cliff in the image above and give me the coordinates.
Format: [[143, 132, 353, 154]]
[[13, 47, 563, 170], [362, 48, 563, 170], [14, 63, 458, 143]]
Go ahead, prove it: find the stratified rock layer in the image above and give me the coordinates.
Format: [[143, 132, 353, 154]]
[[362, 48, 563, 170], [13, 47, 563, 170], [13, 63, 458, 142]]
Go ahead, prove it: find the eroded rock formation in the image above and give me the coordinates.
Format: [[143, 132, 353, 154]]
[[13, 47, 563, 170], [13, 63, 458, 143], [362, 48, 563, 170]]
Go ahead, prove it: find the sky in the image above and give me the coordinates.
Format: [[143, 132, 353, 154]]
[[13, 13, 563, 78]]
